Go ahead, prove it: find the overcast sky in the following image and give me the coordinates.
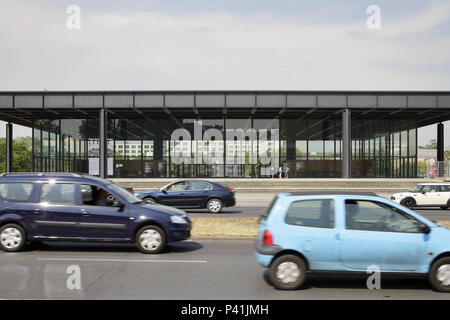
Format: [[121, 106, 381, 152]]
[[0, 0, 449, 146]]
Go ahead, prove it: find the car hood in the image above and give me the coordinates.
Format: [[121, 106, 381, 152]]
[[138, 189, 160, 196], [138, 202, 187, 217]]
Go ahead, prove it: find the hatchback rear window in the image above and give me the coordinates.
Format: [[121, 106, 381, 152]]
[[285, 199, 334, 228], [0, 183, 34, 202]]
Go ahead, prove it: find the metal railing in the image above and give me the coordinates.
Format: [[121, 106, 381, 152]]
[[419, 160, 450, 178]]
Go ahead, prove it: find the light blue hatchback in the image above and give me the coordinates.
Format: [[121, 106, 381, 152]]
[[255, 192, 450, 291]]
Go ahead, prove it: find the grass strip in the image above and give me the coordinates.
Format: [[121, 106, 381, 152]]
[[190, 217, 450, 239], [190, 217, 259, 238]]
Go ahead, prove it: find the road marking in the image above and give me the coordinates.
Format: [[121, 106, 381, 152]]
[[37, 258, 207, 263]]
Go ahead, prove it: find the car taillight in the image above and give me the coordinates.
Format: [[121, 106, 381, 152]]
[[228, 188, 234, 193], [263, 229, 273, 245]]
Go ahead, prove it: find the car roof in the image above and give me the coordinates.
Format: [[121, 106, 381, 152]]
[[285, 191, 378, 197], [0, 172, 110, 185]]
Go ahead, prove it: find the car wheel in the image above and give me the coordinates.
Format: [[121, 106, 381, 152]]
[[135, 225, 166, 254], [0, 224, 26, 252], [400, 198, 416, 209], [207, 198, 223, 213], [429, 257, 450, 292], [144, 197, 157, 204], [269, 254, 307, 290]]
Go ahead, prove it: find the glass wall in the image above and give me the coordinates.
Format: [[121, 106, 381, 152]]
[[31, 111, 418, 178], [351, 117, 417, 178]]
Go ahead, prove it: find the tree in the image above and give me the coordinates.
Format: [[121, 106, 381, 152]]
[[0, 137, 33, 173]]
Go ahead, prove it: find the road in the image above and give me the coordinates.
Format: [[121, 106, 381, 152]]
[[186, 206, 450, 221], [0, 240, 449, 300], [177, 192, 450, 221]]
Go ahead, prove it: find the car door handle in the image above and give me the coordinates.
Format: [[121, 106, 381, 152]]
[[335, 233, 341, 241], [82, 213, 90, 217]]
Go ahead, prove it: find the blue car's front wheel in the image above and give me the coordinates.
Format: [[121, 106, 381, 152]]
[[136, 225, 166, 254]]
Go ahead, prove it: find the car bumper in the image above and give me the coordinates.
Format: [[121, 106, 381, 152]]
[[254, 241, 282, 267], [167, 223, 192, 242], [223, 195, 236, 207]]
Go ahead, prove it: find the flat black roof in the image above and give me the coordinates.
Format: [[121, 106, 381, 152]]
[[0, 90, 449, 128]]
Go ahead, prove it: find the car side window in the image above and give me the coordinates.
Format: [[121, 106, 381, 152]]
[[285, 199, 334, 228], [167, 181, 188, 192], [40, 183, 76, 205], [345, 200, 421, 233], [0, 183, 34, 202], [81, 184, 115, 206], [189, 181, 212, 190], [422, 185, 438, 193], [440, 185, 450, 192]]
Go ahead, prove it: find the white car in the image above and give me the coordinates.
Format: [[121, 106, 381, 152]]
[[391, 183, 450, 210]]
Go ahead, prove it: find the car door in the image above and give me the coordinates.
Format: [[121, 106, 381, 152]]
[[79, 184, 132, 240], [339, 199, 427, 272], [158, 181, 189, 207], [33, 182, 82, 238], [185, 181, 211, 208], [420, 185, 442, 205]]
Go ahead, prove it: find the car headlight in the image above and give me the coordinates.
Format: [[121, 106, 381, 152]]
[[170, 215, 187, 224]]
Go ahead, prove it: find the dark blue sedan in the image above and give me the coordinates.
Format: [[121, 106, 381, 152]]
[[136, 180, 236, 213]]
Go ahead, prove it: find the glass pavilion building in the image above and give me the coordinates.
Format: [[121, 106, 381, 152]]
[[1, 91, 449, 178]]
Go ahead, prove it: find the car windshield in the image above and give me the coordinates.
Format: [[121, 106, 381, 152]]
[[105, 183, 143, 204], [409, 185, 423, 192]]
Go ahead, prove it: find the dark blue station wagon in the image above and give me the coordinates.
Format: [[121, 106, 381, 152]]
[[0, 173, 192, 254]]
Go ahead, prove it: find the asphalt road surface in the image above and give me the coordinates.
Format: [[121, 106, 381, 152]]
[[186, 206, 450, 221], [0, 240, 449, 300]]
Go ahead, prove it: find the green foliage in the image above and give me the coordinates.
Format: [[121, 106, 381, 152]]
[[419, 139, 437, 149], [0, 137, 33, 173]]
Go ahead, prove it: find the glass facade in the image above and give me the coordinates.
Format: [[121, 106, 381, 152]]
[[30, 111, 418, 178]]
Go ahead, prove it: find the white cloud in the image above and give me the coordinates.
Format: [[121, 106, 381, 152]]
[[0, 0, 449, 90]]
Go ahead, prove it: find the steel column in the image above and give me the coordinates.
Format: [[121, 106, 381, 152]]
[[437, 122, 444, 177], [5, 123, 13, 173], [99, 109, 108, 178], [342, 109, 351, 178]]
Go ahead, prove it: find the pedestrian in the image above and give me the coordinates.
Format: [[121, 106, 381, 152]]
[[270, 165, 275, 178], [278, 166, 282, 179], [285, 166, 290, 179]]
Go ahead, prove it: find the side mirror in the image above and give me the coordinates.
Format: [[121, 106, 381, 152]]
[[418, 223, 431, 234], [113, 201, 125, 212], [422, 190, 427, 195], [161, 188, 167, 194]]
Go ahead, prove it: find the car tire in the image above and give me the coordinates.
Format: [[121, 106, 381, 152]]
[[144, 197, 157, 204], [0, 224, 26, 252], [135, 225, 166, 254], [400, 198, 416, 209], [429, 257, 450, 292], [440, 206, 448, 210], [207, 198, 223, 213], [269, 254, 307, 290]]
